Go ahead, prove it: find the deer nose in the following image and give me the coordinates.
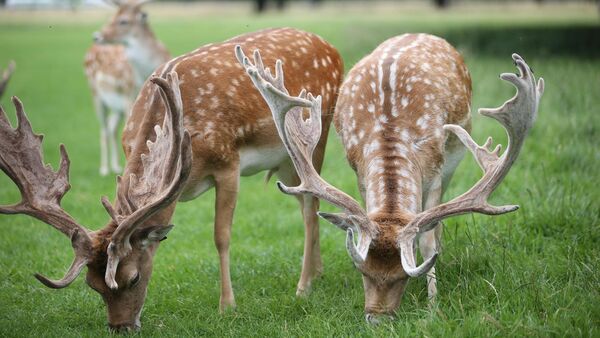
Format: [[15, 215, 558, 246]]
[[365, 312, 395, 325], [108, 322, 141, 333]]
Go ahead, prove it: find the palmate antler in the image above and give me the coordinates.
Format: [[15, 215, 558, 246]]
[[102, 71, 193, 290], [0, 61, 15, 99], [398, 53, 545, 276], [235, 46, 377, 268], [0, 97, 93, 288]]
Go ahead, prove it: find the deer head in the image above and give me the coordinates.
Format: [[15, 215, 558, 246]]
[[237, 48, 544, 321], [93, 0, 153, 45], [0, 71, 191, 332]]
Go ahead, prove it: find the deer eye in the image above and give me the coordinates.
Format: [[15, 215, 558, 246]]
[[118, 19, 129, 26], [129, 273, 140, 287]]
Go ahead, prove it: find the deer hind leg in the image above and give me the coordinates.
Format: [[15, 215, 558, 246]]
[[419, 175, 443, 301], [107, 111, 124, 174], [94, 98, 110, 176], [277, 160, 322, 297], [213, 164, 240, 312]]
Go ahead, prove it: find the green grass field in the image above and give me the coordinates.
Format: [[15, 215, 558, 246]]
[[0, 2, 599, 336]]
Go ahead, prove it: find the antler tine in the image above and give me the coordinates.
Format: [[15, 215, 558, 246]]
[[0, 96, 92, 288], [0, 60, 15, 99], [398, 54, 544, 277], [104, 71, 192, 290], [236, 45, 376, 267]]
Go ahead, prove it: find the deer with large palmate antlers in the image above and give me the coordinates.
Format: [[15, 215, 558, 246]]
[[0, 61, 15, 100], [0, 72, 189, 332], [1, 28, 342, 331], [238, 34, 544, 323], [85, 0, 170, 176]]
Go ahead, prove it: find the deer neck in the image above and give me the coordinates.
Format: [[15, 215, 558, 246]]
[[124, 29, 169, 88], [360, 138, 423, 218]]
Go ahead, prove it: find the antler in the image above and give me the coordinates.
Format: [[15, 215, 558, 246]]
[[103, 71, 192, 289], [0, 61, 15, 99], [235, 46, 376, 268], [0, 96, 92, 288], [398, 53, 545, 276]]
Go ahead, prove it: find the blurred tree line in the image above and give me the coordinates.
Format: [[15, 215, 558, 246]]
[[1, 0, 598, 11]]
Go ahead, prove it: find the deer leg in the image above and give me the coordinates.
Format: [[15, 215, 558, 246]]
[[94, 99, 109, 176], [419, 175, 443, 301], [107, 111, 123, 174], [213, 165, 240, 312], [277, 161, 322, 297]]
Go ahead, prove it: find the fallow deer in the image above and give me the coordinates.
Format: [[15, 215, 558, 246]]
[[0, 73, 189, 332], [238, 35, 544, 323], [0, 27, 342, 331], [0, 61, 15, 99], [85, 0, 170, 175]]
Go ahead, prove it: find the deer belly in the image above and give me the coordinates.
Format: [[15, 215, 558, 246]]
[[99, 91, 130, 112], [239, 145, 288, 176]]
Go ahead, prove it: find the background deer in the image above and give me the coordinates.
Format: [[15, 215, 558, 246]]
[[85, 0, 170, 175], [0, 61, 15, 99], [239, 36, 544, 323], [0, 27, 342, 331]]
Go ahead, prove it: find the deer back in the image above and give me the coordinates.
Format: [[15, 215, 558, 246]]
[[334, 33, 472, 215]]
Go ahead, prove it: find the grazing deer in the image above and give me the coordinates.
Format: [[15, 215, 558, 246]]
[[0, 61, 15, 99], [0, 74, 188, 332], [238, 35, 544, 323], [85, 0, 170, 175], [0, 28, 342, 331]]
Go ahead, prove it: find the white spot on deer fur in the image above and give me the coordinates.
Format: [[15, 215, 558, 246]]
[[300, 47, 307, 54], [401, 96, 409, 108], [305, 71, 310, 77], [321, 58, 327, 67], [401, 129, 410, 142], [354, 74, 363, 83], [417, 114, 431, 129], [231, 79, 240, 86], [326, 55, 332, 64], [406, 84, 412, 92], [358, 103, 364, 110], [367, 104, 375, 113], [190, 69, 199, 78], [370, 82, 376, 93], [209, 68, 219, 76], [313, 59, 319, 69], [210, 97, 219, 109], [364, 140, 380, 157]]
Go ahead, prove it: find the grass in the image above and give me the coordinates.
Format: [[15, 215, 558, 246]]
[[0, 2, 599, 337]]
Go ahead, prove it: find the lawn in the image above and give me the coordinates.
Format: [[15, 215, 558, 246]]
[[0, 2, 598, 336]]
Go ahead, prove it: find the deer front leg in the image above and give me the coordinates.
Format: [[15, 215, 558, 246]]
[[107, 111, 124, 174], [213, 164, 240, 312], [94, 98, 110, 176], [277, 161, 322, 297], [419, 175, 443, 301]]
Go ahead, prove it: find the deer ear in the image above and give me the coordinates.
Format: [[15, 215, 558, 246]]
[[317, 212, 354, 231], [136, 224, 174, 248]]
